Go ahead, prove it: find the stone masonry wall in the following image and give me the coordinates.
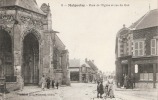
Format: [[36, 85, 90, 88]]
[[133, 27, 158, 56]]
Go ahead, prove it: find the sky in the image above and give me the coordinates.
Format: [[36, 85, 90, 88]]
[[36, 0, 157, 72]]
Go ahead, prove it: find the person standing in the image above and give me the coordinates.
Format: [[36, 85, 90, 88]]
[[107, 76, 115, 98], [99, 82, 104, 98], [97, 81, 100, 98], [104, 80, 109, 98], [126, 75, 130, 89], [40, 75, 46, 91], [131, 73, 135, 89], [52, 79, 55, 88], [124, 75, 127, 89], [46, 77, 51, 89], [56, 81, 59, 89]]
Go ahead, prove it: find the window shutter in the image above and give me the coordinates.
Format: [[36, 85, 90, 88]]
[[139, 41, 144, 56], [135, 42, 138, 49], [151, 39, 156, 55], [134, 42, 139, 56], [157, 40, 158, 55]]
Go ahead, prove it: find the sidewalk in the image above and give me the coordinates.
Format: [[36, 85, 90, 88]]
[[115, 87, 140, 91], [115, 87, 158, 100], [16, 86, 42, 95], [1, 86, 63, 100], [115, 87, 157, 92]]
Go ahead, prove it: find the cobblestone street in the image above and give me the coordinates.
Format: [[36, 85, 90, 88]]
[[0, 83, 157, 100]]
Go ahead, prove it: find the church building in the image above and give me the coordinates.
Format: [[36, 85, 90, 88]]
[[0, 0, 70, 91]]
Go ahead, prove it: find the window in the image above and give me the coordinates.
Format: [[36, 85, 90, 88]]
[[138, 64, 153, 81], [140, 73, 153, 81], [151, 39, 158, 55], [157, 40, 158, 55], [156, 73, 158, 81], [134, 42, 139, 56], [123, 42, 127, 55], [151, 39, 156, 55], [134, 41, 144, 56]]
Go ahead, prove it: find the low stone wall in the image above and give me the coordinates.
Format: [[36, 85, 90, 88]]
[[6, 82, 20, 92], [135, 82, 154, 88]]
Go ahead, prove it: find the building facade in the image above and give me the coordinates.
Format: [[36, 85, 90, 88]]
[[0, 0, 70, 91], [115, 9, 158, 88], [87, 60, 99, 83], [69, 59, 80, 82], [69, 59, 98, 83]]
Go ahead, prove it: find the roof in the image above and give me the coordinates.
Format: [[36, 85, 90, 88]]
[[69, 59, 80, 67], [0, 0, 45, 15], [69, 59, 90, 68], [87, 60, 98, 71], [80, 60, 90, 67], [129, 9, 158, 30]]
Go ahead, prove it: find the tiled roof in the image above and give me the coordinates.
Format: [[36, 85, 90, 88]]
[[129, 9, 158, 30], [0, 0, 45, 15]]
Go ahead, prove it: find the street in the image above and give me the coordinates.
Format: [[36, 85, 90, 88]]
[[0, 83, 157, 100]]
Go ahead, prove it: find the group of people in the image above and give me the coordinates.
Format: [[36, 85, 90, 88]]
[[97, 76, 115, 99], [40, 75, 59, 90], [123, 74, 135, 89]]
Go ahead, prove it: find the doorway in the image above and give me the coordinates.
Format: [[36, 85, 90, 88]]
[[22, 33, 39, 84], [122, 64, 128, 76], [0, 30, 13, 79]]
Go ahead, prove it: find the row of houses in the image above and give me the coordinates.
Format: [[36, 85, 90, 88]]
[[0, 0, 70, 91], [115, 9, 158, 88], [69, 58, 103, 83]]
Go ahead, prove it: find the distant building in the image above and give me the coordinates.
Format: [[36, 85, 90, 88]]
[[69, 59, 99, 83], [87, 60, 99, 83], [69, 59, 80, 82], [115, 9, 158, 88]]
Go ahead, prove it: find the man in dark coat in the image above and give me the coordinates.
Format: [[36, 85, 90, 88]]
[[52, 79, 55, 88], [56, 81, 59, 89], [46, 77, 51, 89], [99, 82, 104, 98], [97, 81, 100, 98]]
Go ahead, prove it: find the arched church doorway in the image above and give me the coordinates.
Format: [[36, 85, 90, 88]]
[[0, 30, 13, 78], [22, 33, 39, 85]]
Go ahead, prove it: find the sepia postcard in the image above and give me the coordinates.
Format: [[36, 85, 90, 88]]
[[0, 0, 157, 100]]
